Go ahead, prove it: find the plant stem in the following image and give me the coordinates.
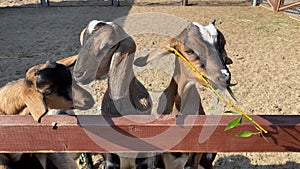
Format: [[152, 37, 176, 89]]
[[167, 46, 268, 134]]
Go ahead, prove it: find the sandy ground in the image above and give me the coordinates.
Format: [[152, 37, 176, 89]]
[[0, 0, 299, 169]]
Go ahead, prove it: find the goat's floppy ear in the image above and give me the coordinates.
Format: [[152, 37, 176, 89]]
[[108, 42, 135, 100], [56, 55, 78, 68], [107, 37, 152, 111], [134, 38, 181, 67], [22, 88, 47, 122], [134, 48, 169, 67]]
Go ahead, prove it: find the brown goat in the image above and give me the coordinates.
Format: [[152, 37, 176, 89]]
[[60, 20, 153, 169], [0, 60, 76, 169], [60, 20, 153, 115], [135, 21, 232, 169], [0, 61, 74, 121]]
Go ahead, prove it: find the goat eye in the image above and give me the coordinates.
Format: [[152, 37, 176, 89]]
[[42, 88, 53, 95], [34, 71, 40, 76], [185, 49, 194, 55]]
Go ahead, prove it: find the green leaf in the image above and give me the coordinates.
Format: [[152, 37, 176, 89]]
[[236, 131, 259, 137], [225, 116, 242, 131], [224, 110, 239, 114]]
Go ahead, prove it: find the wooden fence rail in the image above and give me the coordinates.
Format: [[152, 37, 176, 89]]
[[0, 115, 299, 153], [257, 0, 300, 12]]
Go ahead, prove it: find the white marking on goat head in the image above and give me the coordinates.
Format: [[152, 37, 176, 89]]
[[192, 22, 218, 45], [221, 69, 230, 81], [80, 20, 110, 45], [74, 20, 139, 103], [87, 20, 103, 33]]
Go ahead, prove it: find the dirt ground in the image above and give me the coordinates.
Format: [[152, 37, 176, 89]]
[[0, 0, 299, 169]]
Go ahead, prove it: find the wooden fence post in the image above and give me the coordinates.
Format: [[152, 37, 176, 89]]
[[182, 0, 188, 6], [40, 0, 47, 7]]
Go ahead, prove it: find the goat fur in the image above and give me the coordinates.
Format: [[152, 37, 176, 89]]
[[63, 20, 153, 115], [0, 61, 76, 169], [63, 20, 153, 169], [0, 61, 74, 121], [135, 21, 232, 169]]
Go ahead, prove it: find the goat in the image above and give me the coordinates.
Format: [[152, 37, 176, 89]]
[[135, 20, 232, 169], [0, 61, 74, 121], [72, 20, 152, 115], [0, 60, 76, 169], [61, 20, 153, 169]]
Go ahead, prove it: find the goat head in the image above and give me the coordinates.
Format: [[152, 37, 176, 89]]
[[24, 61, 73, 121], [135, 21, 232, 91]]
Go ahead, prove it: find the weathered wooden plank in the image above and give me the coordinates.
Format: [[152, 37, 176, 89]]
[[0, 115, 299, 153], [279, 2, 300, 11]]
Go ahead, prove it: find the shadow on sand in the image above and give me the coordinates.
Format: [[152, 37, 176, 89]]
[[215, 154, 300, 169]]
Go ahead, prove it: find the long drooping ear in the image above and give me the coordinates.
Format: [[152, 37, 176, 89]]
[[21, 88, 47, 122], [73, 22, 127, 85], [72, 81, 95, 110], [56, 55, 78, 68], [134, 37, 182, 67], [108, 38, 136, 100], [134, 47, 169, 67]]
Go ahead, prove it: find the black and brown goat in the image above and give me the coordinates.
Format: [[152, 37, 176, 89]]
[[0, 61, 74, 121], [0, 61, 76, 169]]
